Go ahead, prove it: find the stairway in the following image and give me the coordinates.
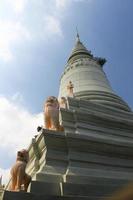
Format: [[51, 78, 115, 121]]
[[2, 180, 127, 200]]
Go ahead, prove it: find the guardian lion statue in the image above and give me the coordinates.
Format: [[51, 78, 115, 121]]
[[44, 96, 60, 131], [10, 149, 31, 191]]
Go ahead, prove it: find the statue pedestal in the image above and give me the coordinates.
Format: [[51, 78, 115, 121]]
[[27, 129, 68, 184]]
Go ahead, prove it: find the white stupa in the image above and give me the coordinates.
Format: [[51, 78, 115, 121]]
[[59, 34, 131, 112]]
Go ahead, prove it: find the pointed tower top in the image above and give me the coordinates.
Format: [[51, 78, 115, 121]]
[[67, 32, 92, 63], [76, 27, 80, 42]]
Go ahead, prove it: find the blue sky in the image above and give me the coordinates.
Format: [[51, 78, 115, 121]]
[[0, 0, 133, 183]]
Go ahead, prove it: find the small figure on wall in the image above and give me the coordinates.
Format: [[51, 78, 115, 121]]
[[67, 81, 74, 97], [59, 97, 67, 109], [10, 149, 31, 192]]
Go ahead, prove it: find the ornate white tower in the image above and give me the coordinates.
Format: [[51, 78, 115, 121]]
[[59, 34, 131, 112], [3, 35, 133, 200]]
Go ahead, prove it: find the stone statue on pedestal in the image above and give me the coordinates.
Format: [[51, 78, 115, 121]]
[[10, 149, 31, 192], [44, 96, 60, 131], [44, 96, 64, 131]]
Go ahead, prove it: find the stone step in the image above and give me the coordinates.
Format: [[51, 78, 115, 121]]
[[28, 180, 126, 197], [3, 181, 126, 200], [2, 191, 105, 200], [28, 181, 61, 195], [3, 191, 34, 200], [62, 182, 125, 197]]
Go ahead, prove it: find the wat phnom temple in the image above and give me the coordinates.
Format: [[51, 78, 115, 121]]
[[2, 34, 133, 200]]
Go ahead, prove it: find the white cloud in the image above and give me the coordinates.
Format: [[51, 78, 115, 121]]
[[55, 0, 92, 9], [43, 15, 63, 38], [0, 96, 43, 184], [7, 0, 27, 14], [0, 168, 10, 185], [55, 0, 69, 9], [73, 0, 92, 2], [0, 0, 93, 62], [0, 20, 31, 62], [0, 96, 43, 150], [11, 92, 24, 105], [0, 0, 65, 62]]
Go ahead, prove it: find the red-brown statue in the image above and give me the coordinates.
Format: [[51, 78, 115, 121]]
[[44, 96, 60, 131], [10, 149, 31, 191]]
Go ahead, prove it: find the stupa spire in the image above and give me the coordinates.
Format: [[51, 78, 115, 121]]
[[67, 32, 92, 63], [76, 27, 80, 42]]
